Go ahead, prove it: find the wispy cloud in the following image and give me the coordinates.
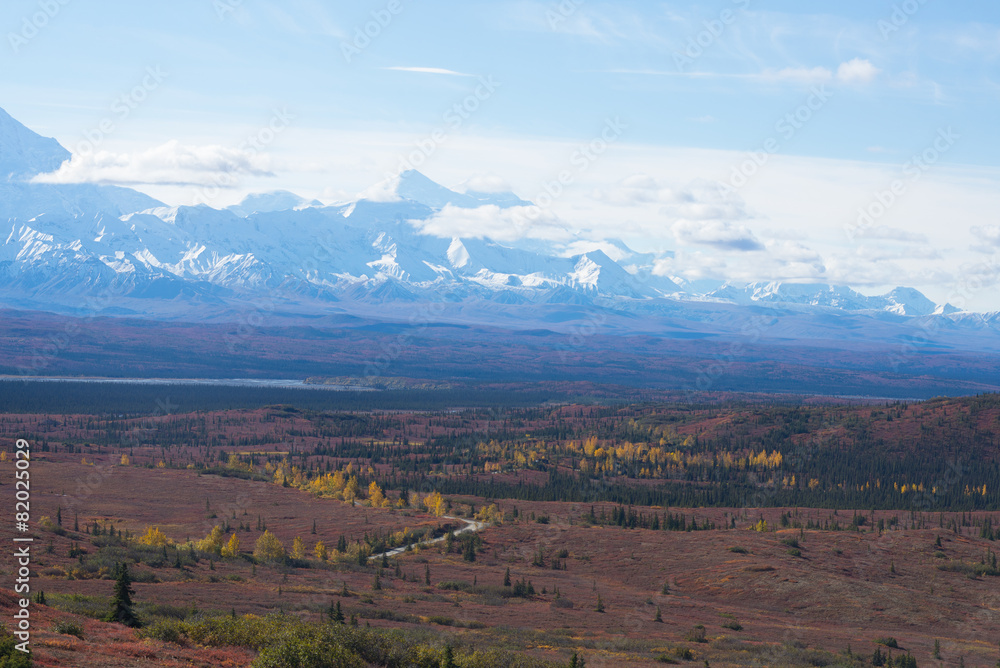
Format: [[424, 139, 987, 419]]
[[32, 140, 274, 187], [384, 66, 475, 77], [601, 59, 879, 84], [411, 204, 573, 243], [672, 219, 764, 252], [836, 57, 881, 83]]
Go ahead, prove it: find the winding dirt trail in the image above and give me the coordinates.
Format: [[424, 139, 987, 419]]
[[369, 515, 486, 560]]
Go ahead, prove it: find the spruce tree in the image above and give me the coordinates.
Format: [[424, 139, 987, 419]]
[[106, 563, 140, 627]]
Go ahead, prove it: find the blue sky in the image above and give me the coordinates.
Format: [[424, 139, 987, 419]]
[[4, 0, 1000, 308]]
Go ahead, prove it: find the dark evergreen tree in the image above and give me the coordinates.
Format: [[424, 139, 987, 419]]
[[105, 563, 140, 627], [441, 644, 456, 668]]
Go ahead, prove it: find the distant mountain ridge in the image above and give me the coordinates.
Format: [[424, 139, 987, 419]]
[[0, 105, 992, 343]]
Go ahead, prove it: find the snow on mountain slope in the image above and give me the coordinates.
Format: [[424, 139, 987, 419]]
[[226, 190, 323, 217], [0, 107, 70, 180], [0, 106, 976, 334], [706, 282, 945, 317]]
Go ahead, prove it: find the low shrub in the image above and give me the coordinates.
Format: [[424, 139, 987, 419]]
[[52, 620, 85, 639]]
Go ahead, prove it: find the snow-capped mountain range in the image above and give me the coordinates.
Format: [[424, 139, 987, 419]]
[[0, 107, 995, 334]]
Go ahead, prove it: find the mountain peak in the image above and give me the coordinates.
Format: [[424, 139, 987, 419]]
[[226, 190, 322, 217], [0, 106, 71, 181], [371, 170, 532, 211], [392, 170, 478, 210]]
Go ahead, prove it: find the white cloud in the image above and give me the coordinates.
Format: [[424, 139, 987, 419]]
[[560, 240, 632, 262], [672, 219, 764, 252], [384, 66, 474, 77], [853, 226, 929, 243], [971, 225, 1000, 251], [32, 140, 274, 187], [604, 60, 879, 86], [459, 174, 513, 194], [836, 58, 880, 84], [410, 204, 573, 243]]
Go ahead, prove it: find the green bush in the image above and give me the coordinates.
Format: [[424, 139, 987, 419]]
[[673, 646, 695, 660], [141, 619, 186, 645], [52, 620, 85, 639], [0, 625, 32, 667], [46, 593, 109, 620], [252, 627, 364, 668]]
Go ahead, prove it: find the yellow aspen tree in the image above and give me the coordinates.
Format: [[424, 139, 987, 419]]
[[253, 530, 286, 562], [137, 526, 170, 547], [221, 533, 240, 558], [291, 536, 306, 560], [342, 476, 359, 503], [197, 526, 226, 554], [424, 492, 446, 517], [368, 481, 386, 507]]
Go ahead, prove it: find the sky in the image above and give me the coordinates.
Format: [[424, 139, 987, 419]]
[[3, 0, 1000, 309]]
